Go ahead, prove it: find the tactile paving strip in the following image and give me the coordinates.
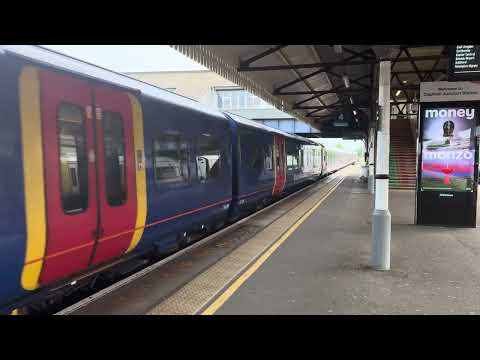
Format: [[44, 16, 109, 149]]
[[147, 169, 350, 315]]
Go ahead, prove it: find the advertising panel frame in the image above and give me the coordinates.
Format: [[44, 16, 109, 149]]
[[416, 101, 479, 227]]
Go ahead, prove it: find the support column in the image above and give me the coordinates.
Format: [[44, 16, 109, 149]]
[[368, 124, 375, 193], [372, 60, 391, 271]]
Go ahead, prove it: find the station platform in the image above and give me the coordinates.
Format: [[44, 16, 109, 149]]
[[208, 166, 480, 315], [64, 165, 480, 315]]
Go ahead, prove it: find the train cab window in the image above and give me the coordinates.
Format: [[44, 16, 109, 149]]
[[58, 103, 88, 214], [103, 111, 127, 206], [153, 134, 190, 185], [196, 133, 224, 181]]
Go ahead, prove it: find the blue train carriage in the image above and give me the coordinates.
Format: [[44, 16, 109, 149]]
[[325, 147, 357, 174], [140, 89, 233, 255], [299, 142, 325, 180], [0, 45, 233, 313], [225, 112, 322, 219], [223, 112, 276, 220], [284, 134, 320, 193]]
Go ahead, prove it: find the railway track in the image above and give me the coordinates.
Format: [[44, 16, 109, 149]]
[[56, 168, 350, 315]]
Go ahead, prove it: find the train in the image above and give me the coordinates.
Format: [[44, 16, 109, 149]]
[[0, 45, 356, 314]]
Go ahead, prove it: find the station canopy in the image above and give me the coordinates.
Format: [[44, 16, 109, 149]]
[[172, 45, 448, 139]]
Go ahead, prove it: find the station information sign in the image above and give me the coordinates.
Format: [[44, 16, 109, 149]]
[[420, 106, 476, 192], [449, 45, 480, 80]]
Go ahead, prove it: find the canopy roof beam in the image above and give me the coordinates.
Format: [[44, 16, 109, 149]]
[[276, 89, 369, 96], [239, 45, 288, 67], [294, 74, 371, 107], [273, 48, 375, 94], [239, 54, 448, 72]]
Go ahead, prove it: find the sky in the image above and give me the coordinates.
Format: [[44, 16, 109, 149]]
[[42, 45, 207, 72], [41, 45, 364, 154]]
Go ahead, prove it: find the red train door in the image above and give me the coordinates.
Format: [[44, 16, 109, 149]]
[[89, 85, 137, 266], [38, 70, 138, 285], [39, 70, 98, 284], [272, 134, 286, 195]]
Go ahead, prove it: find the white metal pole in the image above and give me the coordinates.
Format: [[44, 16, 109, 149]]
[[372, 60, 391, 271], [368, 124, 375, 193]]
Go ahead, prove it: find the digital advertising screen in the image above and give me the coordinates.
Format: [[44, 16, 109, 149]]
[[420, 106, 477, 192]]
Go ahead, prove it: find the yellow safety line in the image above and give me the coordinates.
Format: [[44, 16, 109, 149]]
[[201, 175, 346, 315]]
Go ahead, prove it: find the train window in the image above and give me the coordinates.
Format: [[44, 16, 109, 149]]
[[196, 133, 224, 181], [264, 144, 273, 171], [154, 134, 189, 185], [286, 147, 299, 170], [239, 128, 262, 170], [103, 111, 127, 206], [58, 103, 88, 214]]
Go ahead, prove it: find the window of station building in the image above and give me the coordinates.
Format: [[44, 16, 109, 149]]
[[58, 103, 89, 214], [216, 90, 237, 109], [196, 133, 224, 182], [216, 89, 272, 110], [246, 93, 262, 108], [103, 111, 127, 206], [153, 134, 190, 185]]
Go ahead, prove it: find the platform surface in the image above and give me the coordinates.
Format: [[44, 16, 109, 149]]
[[214, 167, 480, 315]]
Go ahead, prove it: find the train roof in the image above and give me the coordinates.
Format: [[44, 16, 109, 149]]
[[0, 46, 321, 146], [0, 45, 225, 120], [224, 111, 317, 145]]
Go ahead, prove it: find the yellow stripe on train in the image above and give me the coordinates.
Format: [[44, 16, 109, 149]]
[[19, 66, 47, 290], [126, 94, 147, 253]]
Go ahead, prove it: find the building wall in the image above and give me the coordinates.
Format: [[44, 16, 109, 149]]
[[125, 70, 233, 106], [126, 70, 319, 134]]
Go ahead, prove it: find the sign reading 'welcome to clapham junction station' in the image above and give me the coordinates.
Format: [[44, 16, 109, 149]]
[[420, 81, 480, 103]]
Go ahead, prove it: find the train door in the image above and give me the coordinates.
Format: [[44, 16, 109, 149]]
[[38, 70, 138, 285], [39, 70, 98, 284], [323, 147, 328, 174], [272, 134, 286, 195], [90, 85, 137, 265]]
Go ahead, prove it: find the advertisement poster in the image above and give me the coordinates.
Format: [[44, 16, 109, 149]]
[[421, 107, 476, 192]]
